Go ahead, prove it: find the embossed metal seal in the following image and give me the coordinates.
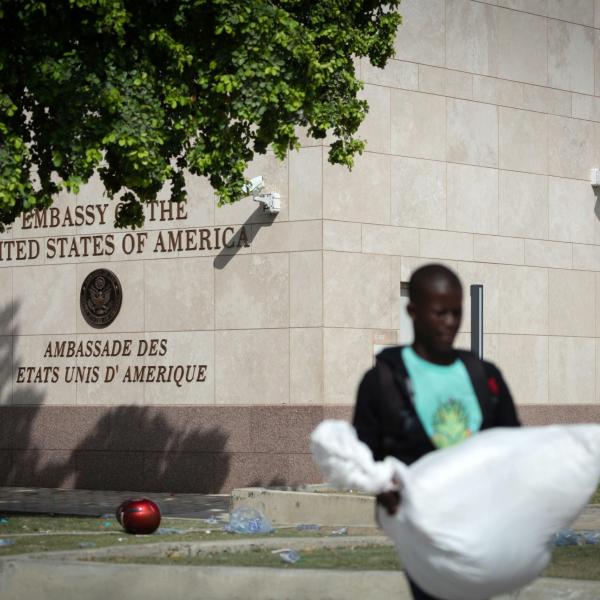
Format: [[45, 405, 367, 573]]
[[80, 269, 122, 328]]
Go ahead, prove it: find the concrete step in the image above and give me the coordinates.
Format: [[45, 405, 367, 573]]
[[232, 487, 600, 531], [231, 487, 377, 527]]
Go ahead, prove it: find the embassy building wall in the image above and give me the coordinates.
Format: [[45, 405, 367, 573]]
[[2, 0, 600, 492]]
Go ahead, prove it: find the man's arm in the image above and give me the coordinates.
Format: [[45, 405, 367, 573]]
[[353, 367, 401, 515], [353, 368, 383, 457], [490, 365, 521, 427]]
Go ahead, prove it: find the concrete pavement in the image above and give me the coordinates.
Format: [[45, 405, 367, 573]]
[[1, 556, 599, 600], [0, 486, 229, 520], [3, 486, 600, 530], [2, 486, 600, 600], [0, 560, 413, 600]]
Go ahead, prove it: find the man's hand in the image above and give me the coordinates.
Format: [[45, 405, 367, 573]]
[[376, 490, 401, 515]]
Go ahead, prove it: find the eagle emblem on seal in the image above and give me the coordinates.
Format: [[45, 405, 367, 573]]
[[80, 269, 122, 328]]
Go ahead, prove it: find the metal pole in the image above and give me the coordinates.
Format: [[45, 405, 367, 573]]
[[470, 284, 483, 359]]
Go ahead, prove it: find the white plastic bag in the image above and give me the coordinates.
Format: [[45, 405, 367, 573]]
[[310, 420, 600, 600], [309, 419, 407, 494]]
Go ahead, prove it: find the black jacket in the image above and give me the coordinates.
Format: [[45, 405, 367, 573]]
[[353, 346, 520, 465]]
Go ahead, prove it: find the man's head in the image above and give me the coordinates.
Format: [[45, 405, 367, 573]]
[[407, 264, 463, 359]]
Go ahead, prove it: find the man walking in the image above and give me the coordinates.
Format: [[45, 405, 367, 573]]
[[353, 264, 520, 600]]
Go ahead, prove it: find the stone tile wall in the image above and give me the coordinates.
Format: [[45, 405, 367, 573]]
[[320, 0, 600, 410], [1, 0, 600, 491]]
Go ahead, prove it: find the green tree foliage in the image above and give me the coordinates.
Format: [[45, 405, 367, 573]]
[[0, 0, 400, 229]]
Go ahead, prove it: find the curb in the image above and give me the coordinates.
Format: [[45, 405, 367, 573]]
[[0, 561, 412, 600], [231, 488, 377, 527]]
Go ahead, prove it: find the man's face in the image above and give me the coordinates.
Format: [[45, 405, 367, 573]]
[[408, 279, 463, 354]]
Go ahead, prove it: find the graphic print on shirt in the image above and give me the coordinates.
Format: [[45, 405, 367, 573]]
[[401, 346, 483, 450], [431, 398, 471, 448]]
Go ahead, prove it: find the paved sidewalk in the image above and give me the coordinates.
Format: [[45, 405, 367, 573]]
[[0, 486, 230, 520], [2, 486, 600, 530], [2, 487, 600, 600]]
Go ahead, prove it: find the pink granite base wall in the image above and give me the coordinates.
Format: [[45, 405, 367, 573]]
[[0, 404, 598, 493], [516, 405, 600, 425], [0, 405, 352, 493]]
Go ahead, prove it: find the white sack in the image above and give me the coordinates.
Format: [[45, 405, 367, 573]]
[[309, 419, 408, 494], [310, 420, 600, 600]]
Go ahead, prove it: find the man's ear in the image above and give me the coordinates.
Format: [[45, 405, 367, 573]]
[[406, 301, 416, 321]]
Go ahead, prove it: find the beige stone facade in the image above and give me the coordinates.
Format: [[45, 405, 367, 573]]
[[1, 0, 600, 492]]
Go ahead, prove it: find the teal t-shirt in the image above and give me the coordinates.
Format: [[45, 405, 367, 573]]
[[401, 346, 483, 449]]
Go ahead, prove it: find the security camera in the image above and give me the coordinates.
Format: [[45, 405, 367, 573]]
[[242, 176, 264, 196], [242, 175, 280, 214], [254, 192, 281, 214]]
